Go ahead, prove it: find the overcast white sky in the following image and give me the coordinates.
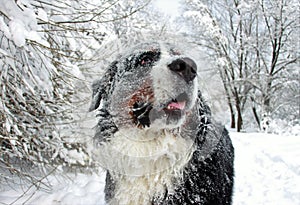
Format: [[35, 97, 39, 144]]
[[153, 0, 181, 17]]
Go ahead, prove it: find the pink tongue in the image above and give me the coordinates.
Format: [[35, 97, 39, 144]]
[[167, 101, 186, 110]]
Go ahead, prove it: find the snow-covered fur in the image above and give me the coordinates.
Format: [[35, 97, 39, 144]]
[[89, 42, 234, 205]]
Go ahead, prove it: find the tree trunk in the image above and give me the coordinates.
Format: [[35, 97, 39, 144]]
[[236, 105, 243, 132], [218, 66, 236, 129], [250, 96, 260, 129], [229, 102, 236, 129], [233, 88, 243, 132]]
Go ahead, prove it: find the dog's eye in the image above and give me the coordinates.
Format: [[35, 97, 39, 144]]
[[137, 51, 159, 67], [139, 54, 154, 66]]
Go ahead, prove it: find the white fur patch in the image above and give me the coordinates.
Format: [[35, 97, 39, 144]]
[[95, 128, 195, 205], [150, 44, 198, 113]]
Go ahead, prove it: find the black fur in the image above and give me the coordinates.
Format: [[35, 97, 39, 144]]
[[89, 61, 118, 112], [132, 101, 153, 127], [154, 127, 234, 205], [90, 42, 234, 204]]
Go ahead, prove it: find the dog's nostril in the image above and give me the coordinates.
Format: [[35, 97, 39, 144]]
[[168, 57, 197, 83]]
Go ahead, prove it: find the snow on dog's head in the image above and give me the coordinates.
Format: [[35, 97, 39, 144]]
[[89, 42, 201, 177], [90, 42, 198, 130]]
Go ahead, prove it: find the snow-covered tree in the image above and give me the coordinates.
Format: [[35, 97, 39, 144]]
[[181, 0, 299, 131], [255, 0, 299, 123], [0, 0, 100, 186]]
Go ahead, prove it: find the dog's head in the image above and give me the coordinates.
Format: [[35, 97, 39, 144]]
[[90, 42, 198, 131]]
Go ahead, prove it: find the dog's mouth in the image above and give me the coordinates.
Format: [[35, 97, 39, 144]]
[[130, 93, 189, 128], [162, 93, 188, 111], [165, 101, 186, 110]]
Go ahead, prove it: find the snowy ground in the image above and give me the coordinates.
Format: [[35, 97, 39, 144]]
[[231, 132, 300, 205], [0, 131, 299, 205]]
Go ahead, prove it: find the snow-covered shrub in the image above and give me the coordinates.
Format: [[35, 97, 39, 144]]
[[0, 0, 95, 185], [264, 119, 300, 136]]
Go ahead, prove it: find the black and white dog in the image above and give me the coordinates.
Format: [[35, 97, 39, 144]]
[[89, 42, 234, 205]]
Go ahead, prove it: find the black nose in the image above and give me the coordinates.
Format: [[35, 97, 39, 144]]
[[168, 57, 197, 83]]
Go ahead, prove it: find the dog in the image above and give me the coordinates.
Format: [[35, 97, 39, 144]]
[[89, 42, 234, 205]]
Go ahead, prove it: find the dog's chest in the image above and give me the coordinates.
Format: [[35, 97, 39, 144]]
[[104, 128, 195, 205], [111, 173, 170, 205]]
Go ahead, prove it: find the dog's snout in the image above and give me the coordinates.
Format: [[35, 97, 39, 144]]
[[168, 57, 197, 83]]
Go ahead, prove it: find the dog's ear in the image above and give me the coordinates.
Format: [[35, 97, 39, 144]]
[[89, 61, 118, 111]]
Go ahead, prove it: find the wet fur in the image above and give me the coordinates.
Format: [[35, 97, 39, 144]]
[[90, 42, 234, 205]]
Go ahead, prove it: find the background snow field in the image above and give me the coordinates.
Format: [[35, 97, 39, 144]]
[[0, 131, 299, 205]]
